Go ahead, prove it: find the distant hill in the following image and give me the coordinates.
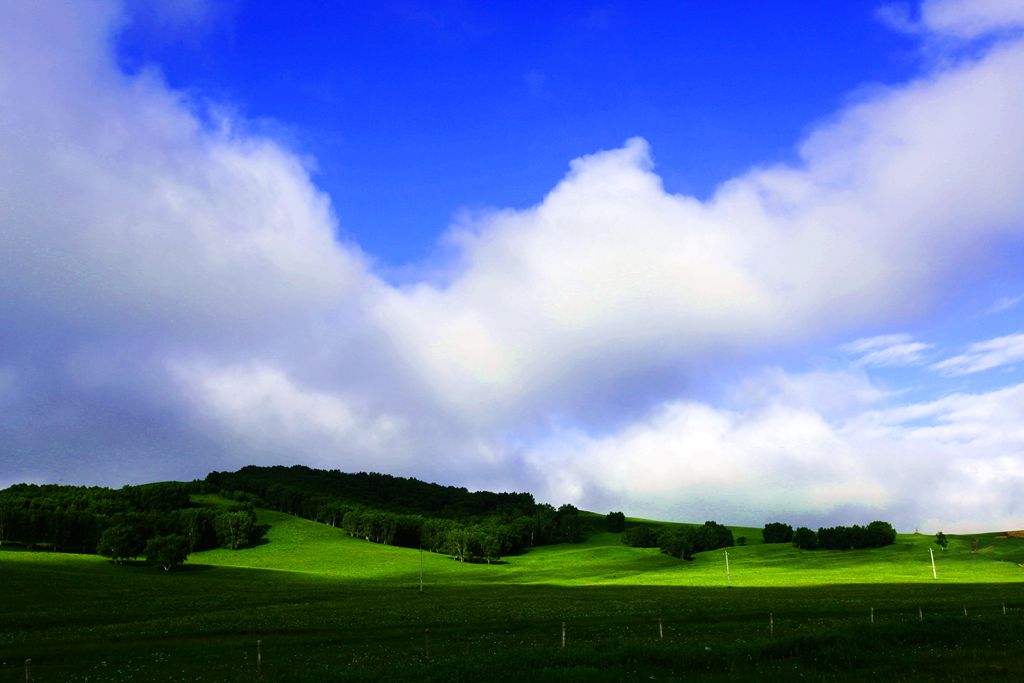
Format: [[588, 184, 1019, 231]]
[[205, 464, 593, 561], [206, 464, 536, 520]]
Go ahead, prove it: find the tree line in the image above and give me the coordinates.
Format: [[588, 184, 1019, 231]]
[[205, 465, 593, 563], [621, 520, 735, 560], [618, 518, 896, 559], [760, 521, 897, 550], [0, 481, 267, 569], [1, 466, 899, 569], [207, 465, 537, 520]]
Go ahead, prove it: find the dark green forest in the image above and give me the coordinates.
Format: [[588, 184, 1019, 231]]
[[206, 465, 593, 562], [0, 465, 599, 567], [0, 481, 265, 568], [1, 465, 898, 570]]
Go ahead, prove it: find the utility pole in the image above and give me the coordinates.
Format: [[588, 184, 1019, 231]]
[[929, 547, 937, 579], [725, 550, 731, 588]]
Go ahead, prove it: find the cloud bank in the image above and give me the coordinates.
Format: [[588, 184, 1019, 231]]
[[2, 0, 1024, 530]]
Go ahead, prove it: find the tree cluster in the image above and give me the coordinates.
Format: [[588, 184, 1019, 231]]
[[605, 511, 626, 532], [205, 465, 589, 563], [762, 522, 794, 544], [623, 521, 734, 560], [207, 465, 537, 520], [622, 525, 660, 548], [790, 521, 896, 550], [0, 482, 268, 570]]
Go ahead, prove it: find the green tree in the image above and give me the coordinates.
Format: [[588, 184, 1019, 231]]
[[692, 521, 734, 552], [658, 527, 695, 559], [935, 531, 948, 550], [792, 526, 818, 550], [177, 508, 217, 551], [97, 524, 145, 563], [605, 511, 626, 533], [762, 522, 794, 544], [215, 511, 255, 550], [866, 521, 897, 547], [475, 531, 501, 564], [622, 525, 660, 548], [556, 504, 583, 543], [446, 525, 471, 562], [145, 534, 190, 571], [0, 504, 9, 545]]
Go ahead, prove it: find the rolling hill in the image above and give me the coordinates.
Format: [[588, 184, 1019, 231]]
[[3, 494, 1023, 681]]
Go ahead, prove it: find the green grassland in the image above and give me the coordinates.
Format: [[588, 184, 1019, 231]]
[[3, 506, 1023, 681], [195, 508, 1024, 587]]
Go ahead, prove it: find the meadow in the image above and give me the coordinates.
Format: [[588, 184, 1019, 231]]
[[2, 506, 1023, 681]]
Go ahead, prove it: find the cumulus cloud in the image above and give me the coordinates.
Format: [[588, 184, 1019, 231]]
[[378, 34, 1024, 425], [171, 363, 412, 468], [529, 374, 1024, 531], [0, 0, 383, 484], [2, 1, 1024, 530], [931, 332, 1024, 375], [529, 397, 889, 521]]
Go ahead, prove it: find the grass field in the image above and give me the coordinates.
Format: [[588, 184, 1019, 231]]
[[196, 508, 1024, 587], [3, 507, 1023, 681]]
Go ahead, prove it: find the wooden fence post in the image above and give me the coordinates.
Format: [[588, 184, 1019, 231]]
[[769, 612, 774, 638], [659, 618, 664, 640], [257, 639, 262, 679], [918, 607, 923, 622], [25, 659, 32, 683], [424, 628, 431, 660], [561, 621, 566, 649]]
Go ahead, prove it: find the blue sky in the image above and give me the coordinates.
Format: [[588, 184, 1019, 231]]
[[3, 0, 1024, 532], [116, 1, 919, 267]]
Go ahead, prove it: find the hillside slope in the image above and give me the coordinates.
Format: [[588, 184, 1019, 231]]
[[193, 508, 1024, 586]]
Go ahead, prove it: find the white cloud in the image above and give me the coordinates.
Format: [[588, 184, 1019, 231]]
[[840, 333, 933, 367], [2, 1, 1024, 531], [986, 294, 1022, 314], [732, 367, 889, 417], [879, 0, 1024, 40], [840, 333, 915, 354], [173, 363, 412, 467], [921, 0, 1024, 39], [377, 36, 1024, 423], [932, 332, 1024, 375], [0, 1, 370, 339], [531, 375, 1024, 532], [529, 399, 889, 517]]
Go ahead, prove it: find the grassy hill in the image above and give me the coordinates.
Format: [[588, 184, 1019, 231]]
[[3, 502, 1023, 681], [191, 507, 1024, 587]]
